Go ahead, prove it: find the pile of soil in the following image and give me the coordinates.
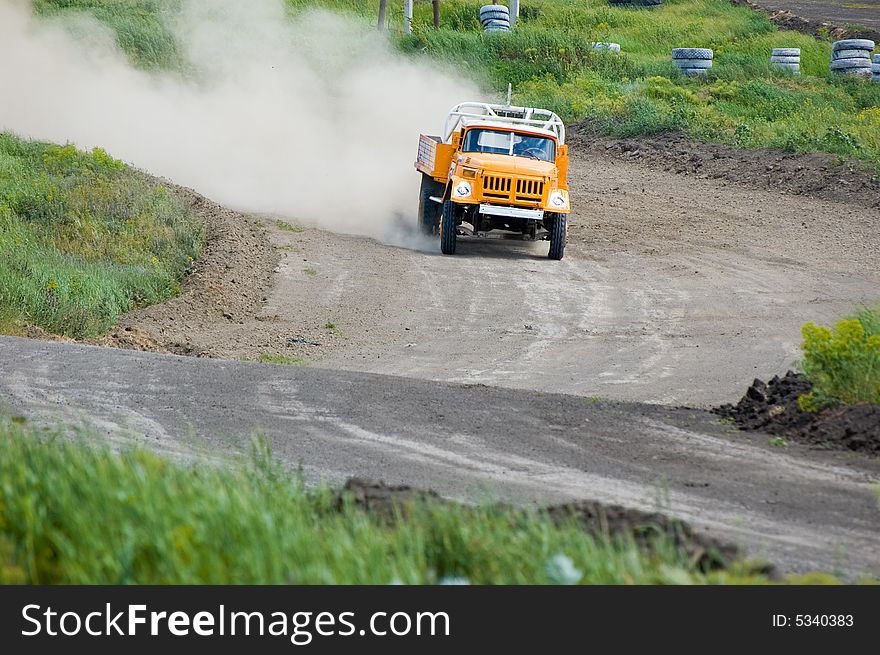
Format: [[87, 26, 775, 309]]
[[729, 0, 880, 42], [715, 372, 880, 453], [100, 182, 279, 356], [340, 478, 748, 573], [571, 129, 880, 210]]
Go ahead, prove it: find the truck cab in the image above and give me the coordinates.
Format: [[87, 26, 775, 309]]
[[415, 101, 570, 259]]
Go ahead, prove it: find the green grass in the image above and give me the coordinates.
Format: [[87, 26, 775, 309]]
[[0, 417, 776, 584], [275, 219, 305, 233], [0, 134, 203, 337], [324, 321, 345, 337], [32, 0, 184, 70], [247, 352, 306, 365], [854, 305, 880, 338], [32, 0, 879, 169], [799, 307, 880, 410]]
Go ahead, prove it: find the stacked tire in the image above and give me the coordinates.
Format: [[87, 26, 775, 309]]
[[672, 48, 713, 76], [873, 54, 880, 83], [480, 4, 510, 33], [829, 39, 875, 77], [770, 48, 800, 74]]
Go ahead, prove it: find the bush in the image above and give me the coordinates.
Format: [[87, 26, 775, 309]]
[[799, 312, 880, 411]]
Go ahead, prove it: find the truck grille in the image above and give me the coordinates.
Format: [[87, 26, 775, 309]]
[[515, 178, 544, 201], [482, 175, 511, 200], [481, 175, 544, 204]]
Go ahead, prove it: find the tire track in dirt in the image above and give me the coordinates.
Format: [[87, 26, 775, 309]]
[[3, 336, 878, 577]]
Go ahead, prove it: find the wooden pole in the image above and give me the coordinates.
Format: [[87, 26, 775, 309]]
[[432, 0, 440, 29], [377, 0, 387, 31], [404, 0, 413, 34]]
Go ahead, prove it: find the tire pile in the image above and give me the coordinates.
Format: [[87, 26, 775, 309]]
[[770, 47, 800, 74], [672, 48, 713, 76], [829, 39, 875, 77], [480, 4, 510, 33], [874, 54, 880, 83]]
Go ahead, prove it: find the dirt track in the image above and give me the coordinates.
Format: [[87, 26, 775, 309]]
[[110, 140, 880, 406], [3, 336, 879, 577]]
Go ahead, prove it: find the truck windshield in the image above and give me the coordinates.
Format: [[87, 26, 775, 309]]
[[462, 129, 556, 162]]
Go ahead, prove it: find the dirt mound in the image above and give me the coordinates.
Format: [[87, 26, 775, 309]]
[[571, 129, 880, 210], [340, 478, 750, 573], [716, 372, 880, 453], [729, 0, 880, 42], [100, 182, 279, 356]]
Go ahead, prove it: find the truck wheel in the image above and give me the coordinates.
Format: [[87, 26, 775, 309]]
[[548, 214, 566, 260], [440, 198, 457, 255], [418, 174, 441, 235]]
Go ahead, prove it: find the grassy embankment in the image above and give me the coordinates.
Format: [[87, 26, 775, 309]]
[[0, 134, 202, 337], [34, 0, 880, 169], [0, 417, 797, 585]]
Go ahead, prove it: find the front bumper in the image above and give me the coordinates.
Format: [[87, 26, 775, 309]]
[[478, 204, 544, 220]]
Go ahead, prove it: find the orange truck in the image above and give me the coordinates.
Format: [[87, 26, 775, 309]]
[[415, 99, 570, 259]]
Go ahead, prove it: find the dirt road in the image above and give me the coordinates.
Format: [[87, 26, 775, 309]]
[[3, 336, 879, 577], [176, 147, 878, 406], [107, 146, 880, 406]]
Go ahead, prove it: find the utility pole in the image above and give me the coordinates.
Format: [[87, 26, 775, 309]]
[[404, 0, 413, 34], [377, 0, 387, 31], [432, 0, 440, 29]]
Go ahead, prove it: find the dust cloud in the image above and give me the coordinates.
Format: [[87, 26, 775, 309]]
[[0, 0, 475, 245]]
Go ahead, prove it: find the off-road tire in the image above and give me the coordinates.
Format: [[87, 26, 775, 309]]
[[480, 12, 510, 23], [548, 213, 566, 260], [672, 48, 713, 60], [830, 58, 872, 71], [673, 58, 713, 69], [831, 39, 875, 52], [480, 5, 509, 16], [440, 198, 457, 255], [832, 49, 872, 60], [418, 174, 442, 236]]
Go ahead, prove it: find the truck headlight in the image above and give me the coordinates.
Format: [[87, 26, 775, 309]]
[[549, 190, 568, 209], [454, 181, 472, 198]]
